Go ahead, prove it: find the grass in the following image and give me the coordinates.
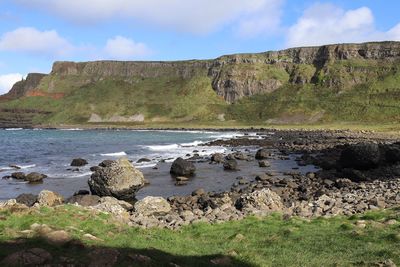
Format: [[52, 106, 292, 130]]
[[0, 205, 400, 266]]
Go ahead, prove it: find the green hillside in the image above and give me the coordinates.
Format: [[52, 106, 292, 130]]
[[1, 42, 400, 128]]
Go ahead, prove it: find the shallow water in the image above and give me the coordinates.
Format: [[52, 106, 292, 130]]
[[0, 129, 316, 200]]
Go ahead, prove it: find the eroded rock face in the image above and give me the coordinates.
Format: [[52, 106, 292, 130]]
[[134, 196, 171, 216], [170, 158, 196, 176], [339, 143, 380, 170], [88, 158, 145, 200]]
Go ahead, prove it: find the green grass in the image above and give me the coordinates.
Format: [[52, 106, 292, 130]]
[[1, 206, 400, 266]]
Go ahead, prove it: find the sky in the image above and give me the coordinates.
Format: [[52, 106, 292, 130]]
[[0, 0, 400, 93]]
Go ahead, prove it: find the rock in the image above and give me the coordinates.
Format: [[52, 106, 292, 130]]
[[93, 196, 133, 216], [16, 193, 37, 207], [235, 188, 284, 214], [170, 158, 196, 176], [25, 172, 47, 183], [83, 233, 104, 242], [192, 188, 206, 196], [70, 158, 88, 167], [385, 146, 400, 164], [9, 164, 21, 169], [90, 166, 101, 172], [74, 189, 90, 196], [258, 160, 270, 168], [67, 194, 100, 206], [37, 190, 64, 206], [88, 157, 145, 200], [129, 254, 152, 265], [134, 196, 171, 216], [137, 158, 151, 163], [223, 159, 239, 171], [334, 178, 354, 189], [176, 176, 189, 181], [99, 160, 115, 167], [211, 153, 224, 163], [88, 248, 120, 267], [11, 172, 25, 179], [339, 143, 380, 170], [43, 230, 71, 246], [255, 148, 270, 160], [1, 248, 52, 266], [233, 152, 248, 160]]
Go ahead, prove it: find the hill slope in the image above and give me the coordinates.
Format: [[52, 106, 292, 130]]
[[1, 41, 400, 127]]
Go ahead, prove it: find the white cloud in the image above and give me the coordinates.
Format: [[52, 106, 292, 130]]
[[0, 27, 74, 56], [17, 0, 283, 35], [104, 36, 151, 59], [0, 73, 24, 95], [286, 3, 400, 48]]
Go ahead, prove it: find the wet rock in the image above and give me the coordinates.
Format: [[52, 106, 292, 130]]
[[255, 148, 270, 160], [233, 152, 248, 160], [170, 158, 196, 176], [88, 157, 145, 200], [211, 153, 224, 163], [16, 193, 37, 207], [258, 160, 270, 168], [25, 172, 47, 183], [11, 172, 25, 180], [37, 190, 64, 206], [137, 158, 151, 163], [134, 196, 171, 216], [70, 158, 88, 167], [1, 248, 52, 266], [339, 143, 380, 170], [223, 159, 239, 171]]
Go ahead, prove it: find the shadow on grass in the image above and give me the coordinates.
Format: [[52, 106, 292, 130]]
[[0, 237, 253, 267]]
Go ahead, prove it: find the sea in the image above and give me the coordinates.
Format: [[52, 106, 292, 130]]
[[0, 128, 316, 200]]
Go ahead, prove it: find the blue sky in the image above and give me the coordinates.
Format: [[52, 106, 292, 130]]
[[0, 0, 400, 93]]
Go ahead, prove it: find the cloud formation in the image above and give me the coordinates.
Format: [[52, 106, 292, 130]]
[[0, 73, 23, 94], [18, 0, 284, 35], [104, 36, 152, 59], [0, 27, 73, 56], [286, 3, 400, 47]]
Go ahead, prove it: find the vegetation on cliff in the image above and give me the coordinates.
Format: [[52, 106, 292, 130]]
[[1, 42, 400, 127]]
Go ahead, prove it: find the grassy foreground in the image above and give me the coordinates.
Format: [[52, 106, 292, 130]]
[[1, 205, 400, 266]]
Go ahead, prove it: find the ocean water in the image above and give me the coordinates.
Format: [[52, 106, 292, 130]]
[[0, 129, 316, 200]]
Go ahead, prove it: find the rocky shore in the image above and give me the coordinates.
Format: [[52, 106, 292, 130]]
[[2, 129, 400, 230]]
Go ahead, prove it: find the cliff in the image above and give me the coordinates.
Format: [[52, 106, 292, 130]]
[[1, 41, 400, 126]]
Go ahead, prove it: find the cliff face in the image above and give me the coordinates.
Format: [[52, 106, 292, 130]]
[[0, 73, 47, 100], [1, 41, 400, 126]]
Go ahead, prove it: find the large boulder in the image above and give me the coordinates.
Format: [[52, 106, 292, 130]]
[[339, 143, 380, 170], [255, 148, 270, 160], [16, 193, 37, 207], [88, 158, 145, 200], [92, 196, 133, 218], [37, 190, 64, 207], [71, 158, 88, 167], [11, 172, 25, 180], [170, 158, 196, 176], [134, 196, 171, 216]]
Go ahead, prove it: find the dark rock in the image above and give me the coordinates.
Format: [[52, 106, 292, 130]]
[[70, 158, 88, 167], [385, 146, 400, 164], [1, 248, 52, 266], [99, 160, 115, 167], [90, 166, 101, 172], [170, 157, 196, 176], [137, 158, 151, 163], [16, 193, 37, 207], [73, 190, 90, 196], [258, 160, 270, 168], [233, 152, 248, 160], [11, 172, 25, 180], [223, 159, 239, 171], [339, 143, 380, 170], [255, 148, 270, 159], [192, 188, 206, 196], [25, 172, 47, 183]]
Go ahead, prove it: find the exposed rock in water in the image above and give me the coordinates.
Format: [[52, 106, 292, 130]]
[[24, 172, 47, 183], [11, 172, 25, 180], [211, 153, 224, 163], [223, 159, 239, 171], [88, 158, 145, 200], [70, 158, 88, 167], [134, 196, 171, 216], [255, 148, 270, 160], [170, 157, 196, 176]]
